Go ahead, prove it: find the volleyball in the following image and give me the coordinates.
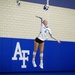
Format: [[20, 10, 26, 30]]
[[43, 5, 49, 10], [17, 0, 20, 6], [18, 1, 20, 5]]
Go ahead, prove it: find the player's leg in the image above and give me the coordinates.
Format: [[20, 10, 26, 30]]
[[39, 42, 44, 69], [32, 41, 39, 67], [33, 41, 39, 58]]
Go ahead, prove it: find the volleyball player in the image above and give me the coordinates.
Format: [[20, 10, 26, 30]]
[[32, 16, 60, 69]]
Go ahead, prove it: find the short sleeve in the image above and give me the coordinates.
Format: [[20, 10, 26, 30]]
[[48, 28, 52, 35]]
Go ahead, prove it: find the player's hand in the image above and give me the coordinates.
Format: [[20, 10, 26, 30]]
[[57, 39, 61, 43]]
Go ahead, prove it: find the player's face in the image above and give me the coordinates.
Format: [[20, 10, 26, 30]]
[[43, 20, 48, 26]]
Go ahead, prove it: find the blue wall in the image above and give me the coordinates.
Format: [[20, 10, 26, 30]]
[[0, 37, 75, 72], [22, 0, 75, 9]]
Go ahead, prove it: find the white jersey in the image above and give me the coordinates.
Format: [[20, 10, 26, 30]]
[[37, 23, 52, 41]]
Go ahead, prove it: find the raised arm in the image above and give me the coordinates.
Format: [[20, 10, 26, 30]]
[[49, 33, 61, 43], [36, 16, 43, 23]]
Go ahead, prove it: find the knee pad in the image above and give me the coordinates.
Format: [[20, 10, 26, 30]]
[[40, 53, 43, 57], [33, 51, 36, 56]]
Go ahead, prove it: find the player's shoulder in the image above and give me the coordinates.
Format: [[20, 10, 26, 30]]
[[41, 23, 44, 27], [47, 27, 51, 31]]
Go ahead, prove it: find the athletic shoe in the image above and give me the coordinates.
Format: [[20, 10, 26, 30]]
[[39, 63, 43, 69], [32, 60, 37, 67]]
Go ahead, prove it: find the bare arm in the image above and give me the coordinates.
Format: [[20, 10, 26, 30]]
[[49, 33, 61, 43], [36, 16, 43, 23]]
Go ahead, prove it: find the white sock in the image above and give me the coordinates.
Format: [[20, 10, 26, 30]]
[[40, 59, 43, 65], [39, 60, 43, 69], [32, 51, 36, 61], [32, 57, 35, 61], [32, 58, 37, 67], [40, 53, 43, 64], [32, 51, 37, 67]]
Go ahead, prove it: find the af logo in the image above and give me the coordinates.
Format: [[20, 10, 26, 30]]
[[12, 42, 30, 68]]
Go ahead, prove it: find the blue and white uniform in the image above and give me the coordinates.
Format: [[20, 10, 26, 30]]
[[37, 23, 52, 41]]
